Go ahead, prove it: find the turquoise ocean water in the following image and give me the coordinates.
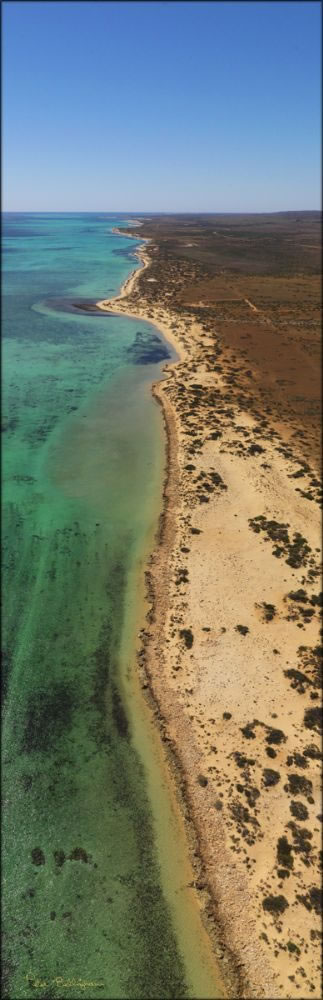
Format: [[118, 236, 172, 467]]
[[2, 213, 189, 999]]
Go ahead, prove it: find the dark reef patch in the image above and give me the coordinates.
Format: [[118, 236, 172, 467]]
[[1, 648, 12, 706], [127, 331, 170, 365], [111, 684, 129, 739], [22, 681, 75, 754], [31, 847, 45, 866], [54, 850, 66, 868], [41, 297, 113, 316], [89, 626, 112, 749], [69, 847, 90, 864]]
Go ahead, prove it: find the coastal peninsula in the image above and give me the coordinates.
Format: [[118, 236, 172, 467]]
[[98, 213, 322, 1000]]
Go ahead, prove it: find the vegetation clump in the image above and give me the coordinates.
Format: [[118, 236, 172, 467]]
[[262, 894, 289, 915], [248, 443, 265, 455], [262, 602, 276, 622], [234, 751, 255, 768], [179, 628, 194, 649], [231, 800, 252, 825], [287, 941, 300, 955], [309, 887, 322, 915], [285, 773, 313, 798], [288, 589, 308, 603], [277, 868, 290, 880], [248, 515, 289, 545], [304, 706, 322, 733], [248, 517, 311, 567], [286, 751, 308, 769], [287, 821, 313, 864], [286, 532, 311, 569], [241, 722, 256, 739], [263, 768, 280, 787], [310, 592, 323, 607], [277, 836, 293, 870], [284, 668, 309, 694], [209, 471, 228, 490], [304, 743, 322, 761], [175, 567, 189, 585], [265, 727, 286, 745], [245, 785, 260, 807]]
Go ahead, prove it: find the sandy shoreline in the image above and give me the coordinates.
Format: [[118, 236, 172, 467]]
[[97, 232, 322, 998]]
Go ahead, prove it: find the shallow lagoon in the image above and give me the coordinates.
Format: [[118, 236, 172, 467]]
[[2, 214, 188, 998]]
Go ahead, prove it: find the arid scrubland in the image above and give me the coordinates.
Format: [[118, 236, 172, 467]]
[[98, 212, 322, 999]]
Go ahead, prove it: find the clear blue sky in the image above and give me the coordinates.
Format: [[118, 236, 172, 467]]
[[2, 0, 321, 212]]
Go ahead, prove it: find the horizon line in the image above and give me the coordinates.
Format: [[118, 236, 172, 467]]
[[3, 208, 322, 215]]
